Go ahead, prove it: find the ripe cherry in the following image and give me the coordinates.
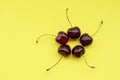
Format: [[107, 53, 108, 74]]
[[79, 21, 103, 46], [36, 31, 69, 45], [67, 26, 81, 39], [80, 33, 93, 46], [58, 44, 71, 56], [72, 45, 95, 68], [72, 45, 85, 57], [46, 44, 71, 71], [66, 8, 81, 39], [56, 31, 69, 44]]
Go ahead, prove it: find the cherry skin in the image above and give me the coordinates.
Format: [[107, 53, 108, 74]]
[[58, 44, 71, 57], [80, 33, 93, 46], [72, 45, 85, 57], [56, 31, 69, 44], [67, 26, 81, 39]]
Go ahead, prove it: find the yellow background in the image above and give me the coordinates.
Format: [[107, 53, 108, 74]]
[[0, 0, 120, 80]]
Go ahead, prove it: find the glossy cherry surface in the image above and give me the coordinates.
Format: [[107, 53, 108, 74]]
[[58, 44, 71, 57], [80, 33, 93, 46], [56, 31, 69, 44], [72, 45, 85, 57], [67, 26, 81, 39]]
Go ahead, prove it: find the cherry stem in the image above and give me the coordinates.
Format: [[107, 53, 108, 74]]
[[66, 8, 73, 27], [91, 20, 103, 36], [46, 56, 63, 71], [36, 34, 56, 44], [82, 55, 95, 69]]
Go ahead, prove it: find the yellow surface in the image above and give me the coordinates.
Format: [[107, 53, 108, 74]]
[[0, 0, 120, 80]]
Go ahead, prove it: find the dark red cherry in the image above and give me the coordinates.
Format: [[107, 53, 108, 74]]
[[72, 45, 85, 57], [80, 33, 93, 46], [56, 31, 69, 44], [67, 26, 81, 39], [58, 44, 71, 57]]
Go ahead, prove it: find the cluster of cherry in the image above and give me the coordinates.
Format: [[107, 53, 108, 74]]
[[36, 8, 103, 71], [56, 27, 93, 57]]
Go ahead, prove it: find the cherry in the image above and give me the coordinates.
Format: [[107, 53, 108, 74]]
[[58, 44, 71, 56], [79, 21, 103, 46], [67, 26, 81, 39], [72, 45, 95, 68], [80, 33, 93, 46], [46, 44, 71, 71], [72, 45, 85, 57], [66, 8, 81, 39], [56, 31, 69, 44]]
